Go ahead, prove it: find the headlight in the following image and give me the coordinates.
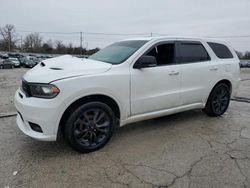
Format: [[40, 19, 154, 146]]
[[29, 83, 60, 98]]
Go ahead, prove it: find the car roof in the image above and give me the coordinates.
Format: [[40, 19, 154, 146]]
[[122, 36, 229, 45]]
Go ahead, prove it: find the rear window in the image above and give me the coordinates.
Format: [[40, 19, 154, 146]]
[[179, 42, 210, 63], [208, 42, 233, 59]]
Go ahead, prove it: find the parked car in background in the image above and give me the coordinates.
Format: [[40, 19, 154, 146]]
[[0, 59, 3, 69], [18, 56, 27, 67], [9, 57, 21, 67], [40, 55, 52, 60], [0, 54, 9, 59], [15, 37, 240, 153], [0, 59, 14, 69], [8, 53, 23, 59], [26, 56, 41, 66], [240, 60, 250, 68], [24, 59, 37, 68], [18, 56, 37, 68]]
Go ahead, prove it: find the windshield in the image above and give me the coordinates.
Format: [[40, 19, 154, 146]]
[[89, 40, 148, 64]]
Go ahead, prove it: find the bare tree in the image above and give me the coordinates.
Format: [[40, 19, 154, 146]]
[[46, 39, 53, 49], [24, 33, 43, 52], [41, 40, 53, 54], [0, 24, 99, 54], [244, 51, 250, 59], [0, 24, 16, 51], [67, 42, 73, 54], [55, 40, 66, 54]]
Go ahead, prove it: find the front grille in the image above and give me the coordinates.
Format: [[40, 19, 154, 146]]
[[21, 80, 31, 97]]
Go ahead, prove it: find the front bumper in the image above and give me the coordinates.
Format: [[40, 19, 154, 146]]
[[14, 88, 66, 141]]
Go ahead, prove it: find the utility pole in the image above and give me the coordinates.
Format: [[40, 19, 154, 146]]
[[8, 32, 11, 52], [20, 36, 22, 52], [150, 32, 153, 37], [80, 32, 83, 55]]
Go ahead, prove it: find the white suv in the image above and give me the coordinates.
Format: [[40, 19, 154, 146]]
[[15, 37, 240, 152]]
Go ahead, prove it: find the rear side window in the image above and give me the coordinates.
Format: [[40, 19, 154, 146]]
[[178, 42, 210, 63], [208, 42, 233, 59]]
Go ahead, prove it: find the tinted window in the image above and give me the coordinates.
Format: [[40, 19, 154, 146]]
[[179, 42, 210, 63], [146, 43, 175, 66], [208, 42, 233, 59], [89, 40, 148, 64]]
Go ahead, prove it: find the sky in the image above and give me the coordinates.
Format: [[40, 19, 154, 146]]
[[0, 0, 250, 51]]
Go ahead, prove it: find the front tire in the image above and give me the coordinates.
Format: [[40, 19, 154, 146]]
[[64, 102, 116, 153], [204, 83, 230, 117]]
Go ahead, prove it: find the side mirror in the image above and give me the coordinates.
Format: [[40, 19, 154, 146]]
[[134, 55, 157, 69]]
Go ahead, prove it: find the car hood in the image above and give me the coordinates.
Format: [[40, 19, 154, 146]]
[[23, 55, 112, 83]]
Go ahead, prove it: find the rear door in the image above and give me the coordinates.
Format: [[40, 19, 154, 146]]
[[176, 41, 215, 105]]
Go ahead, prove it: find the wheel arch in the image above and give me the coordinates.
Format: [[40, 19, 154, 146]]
[[205, 79, 232, 105], [213, 79, 232, 93], [58, 94, 121, 137]]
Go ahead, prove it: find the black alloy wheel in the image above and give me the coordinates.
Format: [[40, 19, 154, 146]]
[[204, 83, 230, 116], [65, 102, 116, 153]]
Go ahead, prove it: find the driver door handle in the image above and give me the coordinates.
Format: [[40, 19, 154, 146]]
[[169, 70, 179, 76], [209, 66, 218, 71]]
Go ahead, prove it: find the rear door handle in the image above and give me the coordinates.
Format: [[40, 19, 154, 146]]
[[169, 71, 179, 76], [209, 66, 218, 71]]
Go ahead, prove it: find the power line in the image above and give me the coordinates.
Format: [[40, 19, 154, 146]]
[[17, 30, 150, 36], [15, 29, 250, 51], [16, 30, 250, 39], [17, 30, 79, 35], [154, 33, 250, 39], [83, 32, 150, 36]]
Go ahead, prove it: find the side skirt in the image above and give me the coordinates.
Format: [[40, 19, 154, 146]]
[[120, 103, 204, 126]]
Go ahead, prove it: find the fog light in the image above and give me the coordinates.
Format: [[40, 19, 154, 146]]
[[29, 122, 43, 133]]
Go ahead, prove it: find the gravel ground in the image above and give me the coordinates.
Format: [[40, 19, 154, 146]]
[[0, 68, 250, 188], [0, 68, 27, 116], [236, 69, 250, 100]]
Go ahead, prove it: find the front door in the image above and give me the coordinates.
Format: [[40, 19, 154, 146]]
[[130, 42, 181, 115]]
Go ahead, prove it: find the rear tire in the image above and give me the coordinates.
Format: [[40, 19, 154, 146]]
[[64, 101, 116, 153], [204, 83, 230, 117]]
